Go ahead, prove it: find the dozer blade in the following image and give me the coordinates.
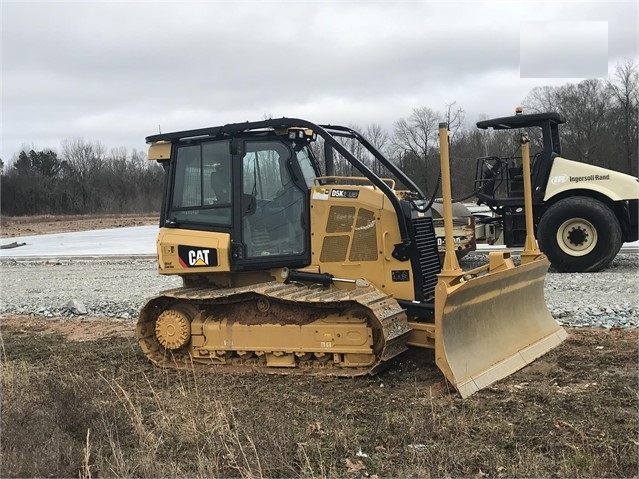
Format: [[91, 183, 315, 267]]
[[434, 254, 568, 398]]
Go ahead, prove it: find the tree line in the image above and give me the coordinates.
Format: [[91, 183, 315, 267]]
[[1, 139, 164, 216], [1, 60, 636, 216]]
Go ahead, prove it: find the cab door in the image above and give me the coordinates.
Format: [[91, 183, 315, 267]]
[[233, 139, 311, 270]]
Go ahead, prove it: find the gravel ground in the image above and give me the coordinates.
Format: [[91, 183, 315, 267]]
[[0, 254, 637, 328]]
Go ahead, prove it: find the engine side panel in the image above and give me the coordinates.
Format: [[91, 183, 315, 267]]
[[309, 184, 422, 302]]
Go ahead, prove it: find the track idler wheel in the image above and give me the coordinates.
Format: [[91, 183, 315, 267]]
[[155, 303, 198, 350]]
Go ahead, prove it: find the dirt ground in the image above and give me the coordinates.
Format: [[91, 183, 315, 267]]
[[1, 214, 637, 477], [2, 313, 636, 385], [1, 313, 637, 478], [0, 213, 159, 237], [1, 313, 134, 342]]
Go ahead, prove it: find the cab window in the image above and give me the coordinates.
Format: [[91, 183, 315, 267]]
[[169, 140, 231, 226], [241, 141, 306, 257]]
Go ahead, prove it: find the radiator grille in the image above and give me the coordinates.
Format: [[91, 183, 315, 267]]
[[349, 209, 378, 262], [412, 217, 441, 300], [320, 235, 350, 262], [326, 206, 355, 233]]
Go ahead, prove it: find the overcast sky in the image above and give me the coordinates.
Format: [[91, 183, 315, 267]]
[[1, 0, 636, 162]]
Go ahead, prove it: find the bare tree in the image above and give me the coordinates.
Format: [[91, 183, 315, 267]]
[[61, 138, 108, 212], [391, 106, 440, 195], [523, 85, 559, 114], [62, 138, 106, 173], [607, 58, 639, 174], [444, 102, 465, 138], [392, 107, 438, 161], [364, 123, 390, 175], [525, 79, 613, 166], [563, 79, 613, 164]]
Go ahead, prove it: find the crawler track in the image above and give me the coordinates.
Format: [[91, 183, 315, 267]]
[[137, 281, 411, 376]]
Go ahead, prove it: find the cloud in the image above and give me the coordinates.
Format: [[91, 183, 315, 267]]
[[1, 1, 636, 160]]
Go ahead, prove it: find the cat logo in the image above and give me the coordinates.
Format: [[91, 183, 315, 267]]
[[177, 245, 218, 268], [189, 249, 210, 266]]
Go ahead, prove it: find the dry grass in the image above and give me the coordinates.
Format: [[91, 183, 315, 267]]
[[0, 321, 637, 478]]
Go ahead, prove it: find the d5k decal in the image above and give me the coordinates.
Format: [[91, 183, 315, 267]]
[[178, 245, 219, 268]]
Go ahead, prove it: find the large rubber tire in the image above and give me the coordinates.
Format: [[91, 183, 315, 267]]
[[537, 196, 622, 273]]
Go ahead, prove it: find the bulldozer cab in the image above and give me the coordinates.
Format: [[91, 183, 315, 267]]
[[148, 120, 430, 275], [159, 128, 320, 271]]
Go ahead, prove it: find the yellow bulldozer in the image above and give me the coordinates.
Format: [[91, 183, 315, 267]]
[[138, 118, 567, 398]]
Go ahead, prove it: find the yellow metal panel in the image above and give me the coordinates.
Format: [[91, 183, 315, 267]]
[[148, 141, 172, 160], [156, 227, 231, 274], [405, 322, 435, 349], [310, 184, 417, 301], [194, 320, 373, 353]]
